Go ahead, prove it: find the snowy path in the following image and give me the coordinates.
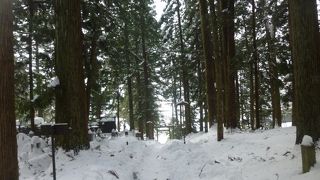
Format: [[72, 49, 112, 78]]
[[132, 143, 170, 180]]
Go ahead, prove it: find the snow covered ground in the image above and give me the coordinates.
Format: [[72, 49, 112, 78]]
[[18, 126, 320, 180]]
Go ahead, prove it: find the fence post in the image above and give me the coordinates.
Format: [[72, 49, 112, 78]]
[[301, 135, 316, 173]]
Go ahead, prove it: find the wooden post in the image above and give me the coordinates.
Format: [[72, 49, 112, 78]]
[[301, 136, 316, 173], [40, 123, 70, 180], [156, 127, 159, 141]]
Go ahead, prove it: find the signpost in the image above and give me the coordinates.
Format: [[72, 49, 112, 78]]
[[40, 123, 70, 180], [177, 101, 189, 144]]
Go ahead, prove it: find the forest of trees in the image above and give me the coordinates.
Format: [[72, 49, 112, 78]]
[[0, 0, 319, 179]]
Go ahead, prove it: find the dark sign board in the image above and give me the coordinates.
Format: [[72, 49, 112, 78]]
[[39, 123, 70, 180], [40, 123, 70, 136]]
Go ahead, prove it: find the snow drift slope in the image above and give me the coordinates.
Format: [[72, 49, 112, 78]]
[[19, 127, 320, 180]]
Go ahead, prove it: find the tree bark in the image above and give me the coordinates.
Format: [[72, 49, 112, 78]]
[[242, 20, 255, 130], [196, 28, 204, 132], [125, 24, 134, 131], [207, 0, 218, 129], [28, 0, 35, 131], [35, 38, 44, 117], [199, 0, 216, 132], [133, 36, 145, 139], [177, 0, 192, 134], [251, 0, 260, 129], [86, 28, 99, 120], [287, 0, 297, 127], [136, 61, 144, 139], [84, 0, 100, 121], [289, 0, 320, 143], [235, 72, 240, 126], [139, 0, 154, 139], [0, 0, 19, 178], [172, 65, 179, 126], [215, 0, 224, 141], [55, 0, 89, 150], [221, 0, 237, 129], [265, 14, 282, 128], [250, 60, 255, 130]]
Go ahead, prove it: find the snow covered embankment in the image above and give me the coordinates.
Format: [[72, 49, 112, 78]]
[[19, 127, 320, 180]]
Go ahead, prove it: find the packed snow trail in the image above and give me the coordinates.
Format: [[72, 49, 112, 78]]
[[19, 127, 320, 180], [131, 142, 171, 180]]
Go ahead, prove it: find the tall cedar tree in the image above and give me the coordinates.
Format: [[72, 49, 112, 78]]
[[139, 0, 154, 139], [264, 0, 282, 128], [27, 0, 35, 131], [193, 13, 206, 132], [84, 0, 100, 121], [125, 24, 135, 131], [0, 0, 19, 178], [177, 0, 192, 134], [288, 0, 297, 127], [198, 0, 215, 132], [216, 0, 225, 141], [54, 0, 89, 150], [121, 1, 135, 131], [221, 0, 237, 129], [251, 0, 260, 129], [289, 0, 320, 143]]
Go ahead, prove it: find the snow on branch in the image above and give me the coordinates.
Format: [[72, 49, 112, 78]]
[[48, 76, 60, 88]]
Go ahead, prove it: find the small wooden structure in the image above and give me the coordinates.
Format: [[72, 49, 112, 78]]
[[98, 117, 116, 133]]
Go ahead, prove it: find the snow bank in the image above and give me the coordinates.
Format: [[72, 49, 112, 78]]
[[18, 134, 52, 179], [18, 127, 320, 180]]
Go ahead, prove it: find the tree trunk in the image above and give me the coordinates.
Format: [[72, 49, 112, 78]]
[[84, 1, 100, 121], [289, 0, 320, 143], [35, 38, 44, 117], [133, 37, 144, 139], [194, 26, 204, 132], [94, 97, 102, 119], [86, 28, 99, 120], [177, 0, 192, 134], [239, 72, 245, 124], [287, 0, 297, 127], [28, 0, 35, 131], [251, 0, 260, 129], [196, 31, 204, 132], [204, 104, 209, 132], [139, 0, 154, 139], [215, 0, 224, 141], [235, 72, 240, 127], [172, 67, 179, 125], [55, 0, 89, 150], [250, 60, 255, 130], [199, 101, 204, 132], [136, 66, 144, 140], [199, 0, 216, 132], [0, 0, 19, 178], [127, 68, 134, 131], [243, 22, 255, 130], [221, 0, 237, 129], [265, 14, 282, 128], [121, 2, 134, 131]]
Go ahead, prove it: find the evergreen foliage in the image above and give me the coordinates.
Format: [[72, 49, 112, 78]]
[[9, 0, 319, 146]]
